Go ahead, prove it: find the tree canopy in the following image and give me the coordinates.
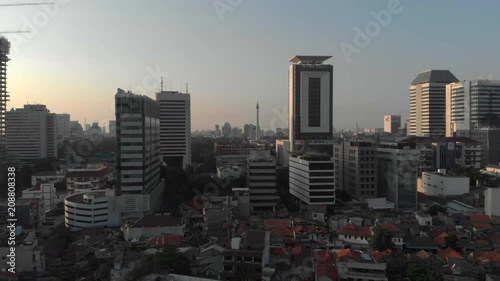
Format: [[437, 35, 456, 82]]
[[369, 227, 394, 251]]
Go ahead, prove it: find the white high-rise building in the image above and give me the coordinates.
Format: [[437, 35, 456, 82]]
[[409, 70, 459, 136], [156, 91, 191, 169], [56, 113, 70, 139], [289, 55, 334, 151], [446, 80, 500, 136], [6, 104, 57, 161]]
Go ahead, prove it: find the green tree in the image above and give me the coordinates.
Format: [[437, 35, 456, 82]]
[[445, 234, 458, 249], [428, 205, 446, 216], [233, 260, 258, 281], [405, 259, 442, 281], [369, 227, 394, 251]]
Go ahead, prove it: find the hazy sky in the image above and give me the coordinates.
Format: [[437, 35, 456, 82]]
[[2, 0, 500, 131]]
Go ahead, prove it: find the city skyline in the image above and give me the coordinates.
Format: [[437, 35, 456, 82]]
[[2, 1, 500, 131]]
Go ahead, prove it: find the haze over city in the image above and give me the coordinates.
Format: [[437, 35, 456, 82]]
[[2, 0, 500, 131]]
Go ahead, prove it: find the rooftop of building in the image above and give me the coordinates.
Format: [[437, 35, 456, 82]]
[[289, 55, 332, 64], [399, 136, 480, 145], [130, 215, 184, 228], [411, 69, 459, 85], [32, 171, 65, 177]]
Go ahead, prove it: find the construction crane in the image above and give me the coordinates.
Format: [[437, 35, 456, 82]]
[[0, 2, 54, 34], [0, 2, 55, 7]]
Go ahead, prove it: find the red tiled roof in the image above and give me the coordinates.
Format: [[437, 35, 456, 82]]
[[371, 249, 392, 262], [469, 215, 491, 223], [338, 223, 371, 238], [145, 235, 182, 248], [473, 223, 492, 230], [314, 249, 337, 280], [475, 251, 500, 264], [434, 233, 449, 247], [379, 223, 400, 233], [271, 247, 289, 257], [264, 219, 292, 227], [316, 266, 338, 281], [295, 225, 307, 233], [336, 249, 362, 262], [437, 247, 462, 262], [428, 229, 444, 239], [292, 246, 302, 256], [267, 224, 294, 237]]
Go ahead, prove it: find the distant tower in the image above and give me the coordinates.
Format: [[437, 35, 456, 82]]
[[256, 102, 260, 141]]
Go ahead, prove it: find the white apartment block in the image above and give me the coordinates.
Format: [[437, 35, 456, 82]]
[[6, 104, 57, 161], [420, 170, 469, 196], [65, 162, 114, 191], [409, 70, 459, 136], [156, 91, 191, 169], [22, 183, 58, 212], [289, 153, 335, 205], [485, 188, 500, 217]]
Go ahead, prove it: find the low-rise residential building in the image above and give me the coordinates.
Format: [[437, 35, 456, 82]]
[[415, 212, 433, 226], [222, 231, 271, 281], [0, 198, 45, 229], [66, 162, 114, 191], [375, 223, 405, 249], [31, 171, 65, 187], [337, 223, 371, 246], [336, 249, 387, 281], [22, 183, 58, 212], [0, 231, 45, 275], [122, 215, 186, 242], [420, 169, 470, 196]]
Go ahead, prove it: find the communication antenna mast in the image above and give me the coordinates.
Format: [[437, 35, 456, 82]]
[[161, 77, 164, 92], [185, 83, 188, 94]]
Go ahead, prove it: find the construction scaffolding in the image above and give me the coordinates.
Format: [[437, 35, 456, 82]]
[[0, 37, 10, 187]]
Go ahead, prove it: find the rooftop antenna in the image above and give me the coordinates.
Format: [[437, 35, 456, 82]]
[[161, 77, 164, 92], [186, 83, 188, 94]]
